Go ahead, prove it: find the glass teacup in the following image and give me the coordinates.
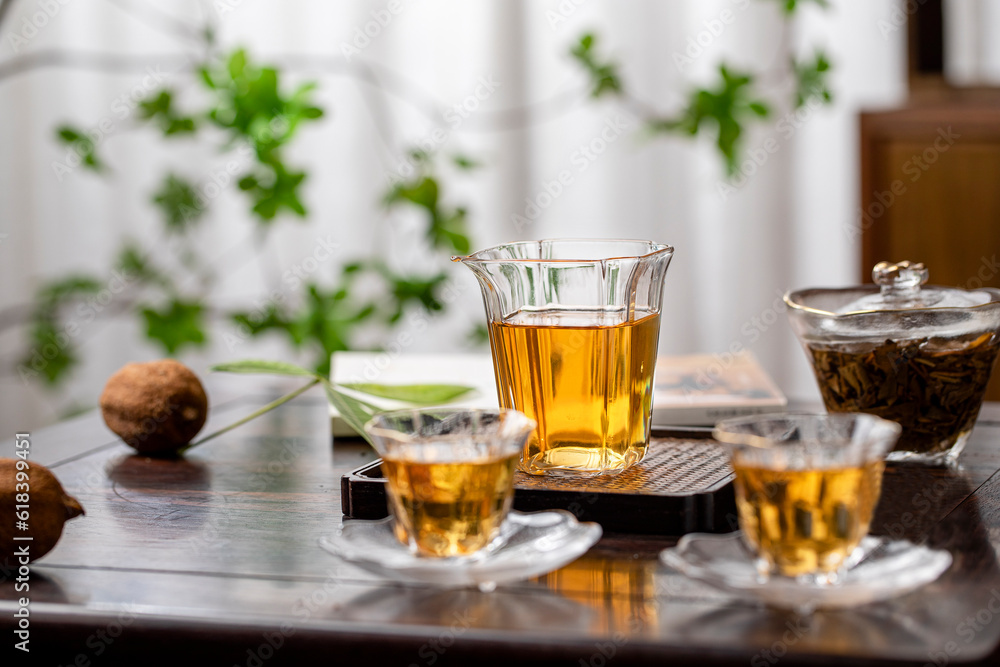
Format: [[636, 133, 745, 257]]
[[713, 413, 901, 584], [364, 408, 535, 558]]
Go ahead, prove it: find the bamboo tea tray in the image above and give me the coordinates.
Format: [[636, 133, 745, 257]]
[[340, 431, 737, 535]]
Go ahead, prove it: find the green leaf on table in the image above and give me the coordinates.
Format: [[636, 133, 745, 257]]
[[340, 383, 475, 405], [141, 298, 207, 354], [323, 381, 380, 444], [210, 359, 317, 377]]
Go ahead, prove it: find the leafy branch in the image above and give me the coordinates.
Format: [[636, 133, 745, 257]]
[[14, 41, 479, 389], [568, 0, 834, 176], [4, 0, 840, 407], [200, 359, 475, 448]]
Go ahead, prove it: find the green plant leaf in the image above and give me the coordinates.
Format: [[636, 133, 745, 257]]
[[210, 359, 317, 377], [228, 49, 247, 79], [20, 318, 79, 385], [793, 51, 834, 109], [570, 32, 622, 98], [55, 124, 104, 172], [208, 360, 378, 443], [452, 154, 481, 170], [137, 90, 198, 136], [774, 0, 829, 14], [649, 64, 771, 175], [152, 174, 204, 231], [340, 383, 476, 404], [322, 380, 379, 444], [140, 299, 207, 354]]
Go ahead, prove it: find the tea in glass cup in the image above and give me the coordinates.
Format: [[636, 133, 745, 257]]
[[364, 408, 535, 558], [713, 413, 901, 583]]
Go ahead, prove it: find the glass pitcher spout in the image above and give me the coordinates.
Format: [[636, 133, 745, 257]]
[[453, 239, 674, 477], [452, 239, 674, 325]]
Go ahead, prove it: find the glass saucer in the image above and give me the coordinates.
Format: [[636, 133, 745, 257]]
[[660, 532, 952, 611], [319, 510, 602, 592]]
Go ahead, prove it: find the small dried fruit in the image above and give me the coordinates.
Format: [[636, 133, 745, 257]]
[[100, 359, 209, 455], [1, 459, 84, 564]]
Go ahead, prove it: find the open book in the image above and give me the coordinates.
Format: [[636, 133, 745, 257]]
[[329, 351, 786, 436]]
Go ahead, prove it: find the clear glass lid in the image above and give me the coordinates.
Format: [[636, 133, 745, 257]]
[[787, 261, 1000, 317]]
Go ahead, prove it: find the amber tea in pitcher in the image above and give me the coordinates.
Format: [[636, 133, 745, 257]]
[[455, 240, 673, 477], [490, 307, 659, 475]]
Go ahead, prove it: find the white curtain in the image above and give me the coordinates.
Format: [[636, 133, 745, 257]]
[[0, 0, 908, 431], [944, 0, 1000, 86]]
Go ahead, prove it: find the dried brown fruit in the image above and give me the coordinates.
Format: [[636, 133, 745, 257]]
[[1, 459, 84, 564], [100, 359, 209, 455]]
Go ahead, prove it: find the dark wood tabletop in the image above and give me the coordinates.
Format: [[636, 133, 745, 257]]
[[5, 377, 1000, 666]]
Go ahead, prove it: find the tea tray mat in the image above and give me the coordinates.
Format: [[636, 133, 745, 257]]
[[341, 437, 737, 536], [510, 437, 732, 496]]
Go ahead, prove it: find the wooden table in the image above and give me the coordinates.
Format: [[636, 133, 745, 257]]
[[4, 378, 1000, 666]]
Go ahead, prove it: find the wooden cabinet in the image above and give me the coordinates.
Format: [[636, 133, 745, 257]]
[[860, 101, 1000, 400]]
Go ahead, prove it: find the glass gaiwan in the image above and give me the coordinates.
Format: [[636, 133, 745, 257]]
[[785, 261, 1000, 464]]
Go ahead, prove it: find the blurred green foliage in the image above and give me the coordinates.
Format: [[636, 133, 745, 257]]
[[24, 46, 470, 386], [569, 0, 834, 176], [20, 0, 835, 392]]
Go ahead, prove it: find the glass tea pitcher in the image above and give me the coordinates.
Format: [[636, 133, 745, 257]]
[[453, 239, 674, 476]]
